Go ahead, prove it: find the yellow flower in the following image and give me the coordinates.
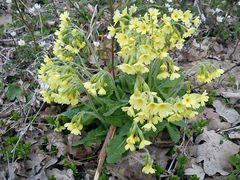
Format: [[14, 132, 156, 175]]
[[134, 112, 147, 124], [84, 82, 97, 96], [54, 125, 65, 132], [162, 24, 173, 34], [122, 7, 128, 16], [133, 63, 149, 74], [168, 113, 182, 122], [142, 121, 157, 131], [116, 33, 130, 46], [170, 72, 180, 80], [125, 135, 140, 151], [183, 28, 196, 38], [126, 135, 139, 144], [176, 39, 184, 49], [41, 90, 54, 103], [113, 10, 122, 24], [193, 16, 200, 27], [181, 10, 193, 24], [122, 106, 135, 117], [198, 90, 209, 106], [142, 163, 155, 174], [137, 21, 150, 34], [98, 87, 106, 96], [146, 102, 158, 114], [171, 9, 183, 21], [129, 18, 140, 30], [174, 102, 186, 113], [125, 142, 135, 151], [182, 109, 198, 118], [211, 68, 224, 79], [108, 26, 116, 37], [162, 14, 171, 25], [60, 11, 70, 22], [64, 121, 83, 135], [151, 115, 162, 124], [148, 8, 160, 18], [139, 139, 152, 149], [157, 72, 170, 80], [157, 103, 173, 118], [118, 64, 136, 75], [173, 65, 180, 72], [129, 95, 146, 110], [182, 94, 200, 109], [139, 53, 153, 65], [129, 5, 137, 15]]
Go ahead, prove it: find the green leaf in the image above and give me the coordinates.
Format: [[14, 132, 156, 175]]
[[119, 121, 132, 136], [227, 173, 238, 180], [166, 124, 181, 143], [106, 135, 126, 164], [170, 176, 180, 180], [105, 108, 130, 127], [176, 155, 189, 177], [153, 164, 165, 176], [60, 106, 95, 125], [103, 101, 127, 116], [171, 120, 186, 128], [229, 154, 240, 170], [72, 128, 107, 147], [6, 84, 23, 101]]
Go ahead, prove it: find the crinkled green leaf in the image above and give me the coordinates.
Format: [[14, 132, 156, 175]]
[[166, 124, 181, 143], [6, 84, 23, 101], [72, 128, 107, 147], [106, 135, 126, 164]]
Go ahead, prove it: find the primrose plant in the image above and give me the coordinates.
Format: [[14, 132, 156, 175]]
[[38, 6, 223, 174]]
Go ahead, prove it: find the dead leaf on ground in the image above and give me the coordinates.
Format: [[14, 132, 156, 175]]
[[228, 132, 240, 139], [201, 108, 231, 130], [195, 130, 239, 176], [108, 146, 170, 180], [46, 168, 74, 180], [47, 132, 67, 157], [213, 100, 240, 124], [185, 163, 205, 180]]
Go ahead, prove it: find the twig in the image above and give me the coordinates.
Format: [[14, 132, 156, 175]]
[[13, 0, 38, 49], [217, 125, 240, 133], [94, 125, 116, 180], [192, 61, 240, 91], [229, 39, 240, 59]]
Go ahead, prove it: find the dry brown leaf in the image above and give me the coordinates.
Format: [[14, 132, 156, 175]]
[[46, 168, 74, 180], [228, 132, 240, 139], [47, 132, 67, 157], [195, 130, 239, 176], [202, 108, 231, 130], [185, 164, 205, 180], [213, 100, 240, 123]]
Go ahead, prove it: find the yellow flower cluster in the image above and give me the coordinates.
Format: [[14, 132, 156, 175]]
[[197, 64, 224, 83], [157, 60, 181, 81], [53, 11, 86, 61], [109, 7, 200, 79], [142, 152, 155, 174], [142, 162, 155, 174], [39, 56, 82, 105], [123, 84, 208, 151], [83, 71, 109, 96], [55, 113, 83, 135], [39, 12, 87, 105]]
